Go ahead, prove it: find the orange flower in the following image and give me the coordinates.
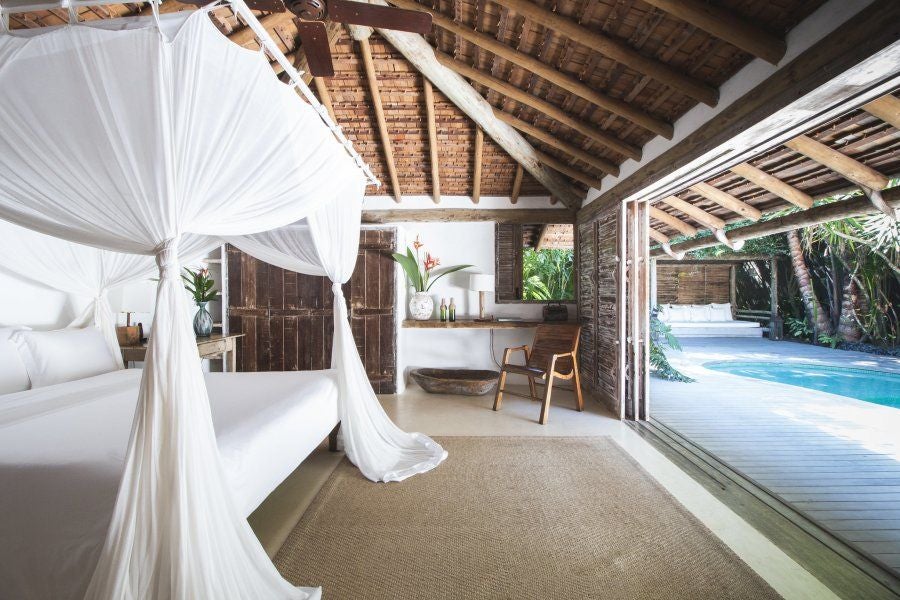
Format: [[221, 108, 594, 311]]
[[412, 235, 424, 251], [423, 253, 440, 271]]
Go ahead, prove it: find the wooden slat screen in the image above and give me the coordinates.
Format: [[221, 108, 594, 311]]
[[657, 264, 731, 305], [494, 223, 523, 302]]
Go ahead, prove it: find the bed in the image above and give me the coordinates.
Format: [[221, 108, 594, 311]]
[[657, 303, 763, 338], [0, 368, 339, 600]]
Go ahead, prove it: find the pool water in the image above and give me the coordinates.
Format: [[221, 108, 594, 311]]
[[704, 361, 900, 408]]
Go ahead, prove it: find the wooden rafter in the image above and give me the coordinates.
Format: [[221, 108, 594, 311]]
[[730, 162, 813, 209], [388, 0, 673, 139], [648, 227, 670, 245], [371, 14, 584, 209], [436, 51, 641, 160], [362, 208, 575, 223], [489, 0, 719, 107], [473, 126, 484, 204], [357, 32, 402, 202], [313, 78, 337, 121], [423, 78, 441, 204], [653, 188, 900, 257], [494, 110, 619, 176], [785, 135, 889, 191], [659, 195, 726, 231], [510, 165, 524, 204], [537, 151, 604, 191], [862, 94, 900, 129], [642, 0, 786, 65], [689, 182, 763, 221], [649, 206, 697, 237]]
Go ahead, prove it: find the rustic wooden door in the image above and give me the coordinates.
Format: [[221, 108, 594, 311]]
[[226, 229, 397, 393]]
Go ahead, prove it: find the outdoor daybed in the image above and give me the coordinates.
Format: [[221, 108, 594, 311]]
[[657, 303, 763, 338]]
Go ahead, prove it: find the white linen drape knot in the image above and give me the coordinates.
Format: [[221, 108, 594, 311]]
[[155, 238, 181, 280]]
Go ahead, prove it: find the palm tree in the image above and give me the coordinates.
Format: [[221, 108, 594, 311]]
[[787, 229, 832, 337]]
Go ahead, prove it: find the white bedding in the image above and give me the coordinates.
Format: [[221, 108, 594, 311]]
[[0, 368, 339, 600]]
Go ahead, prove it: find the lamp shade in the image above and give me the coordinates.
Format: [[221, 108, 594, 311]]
[[109, 279, 156, 314], [468, 273, 494, 292]]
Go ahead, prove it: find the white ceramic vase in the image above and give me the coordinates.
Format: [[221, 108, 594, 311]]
[[409, 291, 434, 321]]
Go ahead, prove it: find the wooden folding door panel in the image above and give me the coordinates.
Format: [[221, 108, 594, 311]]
[[620, 200, 650, 421], [227, 228, 396, 393]]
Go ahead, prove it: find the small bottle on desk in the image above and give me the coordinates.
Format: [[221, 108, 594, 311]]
[[439, 298, 447, 322], [449, 297, 456, 322]]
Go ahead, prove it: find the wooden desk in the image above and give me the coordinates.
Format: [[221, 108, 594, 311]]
[[121, 333, 245, 371], [402, 318, 544, 329]]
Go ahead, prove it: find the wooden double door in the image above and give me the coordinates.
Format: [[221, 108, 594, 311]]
[[226, 229, 397, 393]]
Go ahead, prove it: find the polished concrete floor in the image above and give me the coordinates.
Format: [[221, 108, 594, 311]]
[[250, 384, 839, 600]]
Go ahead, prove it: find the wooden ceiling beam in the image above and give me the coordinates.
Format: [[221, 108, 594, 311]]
[[313, 78, 337, 121], [510, 165, 524, 205], [371, 16, 584, 209], [489, 0, 718, 107], [862, 94, 900, 129], [537, 151, 604, 191], [494, 110, 619, 176], [648, 228, 671, 245], [659, 195, 726, 231], [473, 127, 484, 204], [641, 0, 785, 65], [785, 135, 889, 191], [423, 78, 441, 204], [689, 182, 763, 221], [229, 12, 294, 48], [388, 0, 672, 139], [730, 162, 813, 210], [436, 51, 641, 160], [649, 206, 697, 237], [356, 33, 402, 203], [362, 208, 575, 223], [653, 187, 900, 257]]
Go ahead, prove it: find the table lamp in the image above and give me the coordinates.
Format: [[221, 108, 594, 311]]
[[469, 273, 494, 321], [109, 280, 155, 344]]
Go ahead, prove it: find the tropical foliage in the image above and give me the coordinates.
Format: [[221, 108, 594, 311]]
[[391, 235, 471, 292], [522, 248, 575, 301], [182, 268, 219, 306], [649, 309, 694, 382]]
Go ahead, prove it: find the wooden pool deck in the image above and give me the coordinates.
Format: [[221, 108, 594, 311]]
[[650, 337, 900, 576]]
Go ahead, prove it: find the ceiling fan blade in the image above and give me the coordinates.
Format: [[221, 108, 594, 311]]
[[179, 0, 286, 10], [295, 20, 335, 77], [328, 0, 432, 34]]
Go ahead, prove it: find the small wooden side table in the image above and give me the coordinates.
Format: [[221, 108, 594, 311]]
[[121, 333, 245, 372]]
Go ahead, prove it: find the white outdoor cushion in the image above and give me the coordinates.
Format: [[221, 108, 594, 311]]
[[656, 305, 671, 322], [688, 304, 711, 322], [709, 302, 733, 322], [12, 327, 120, 388], [0, 326, 32, 395], [667, 305, 689, 321]]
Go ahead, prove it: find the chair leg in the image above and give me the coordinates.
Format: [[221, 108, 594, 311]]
[[493, 369, 507, 411], [527, 376, 537, 400], [539, 373, 555, 425], [572, 358, 584, 412]]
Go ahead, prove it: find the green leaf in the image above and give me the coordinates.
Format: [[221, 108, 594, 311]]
[[425, 264, 472, 291], [391, 251, 424, 291]]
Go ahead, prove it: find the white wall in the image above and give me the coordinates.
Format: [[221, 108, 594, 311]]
[[393, 221, 574, 392]]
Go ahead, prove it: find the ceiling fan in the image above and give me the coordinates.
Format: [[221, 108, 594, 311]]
[[200, 0, 431, 77]]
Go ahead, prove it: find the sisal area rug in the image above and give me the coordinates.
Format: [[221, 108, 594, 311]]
[[274, 437, 782, 600]]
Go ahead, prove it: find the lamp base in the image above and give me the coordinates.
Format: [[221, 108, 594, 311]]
[[474, 315, 495, 322]]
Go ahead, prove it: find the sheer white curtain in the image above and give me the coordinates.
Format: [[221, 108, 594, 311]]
[[0, 9, 367, 599], [0, 219, 217, 367], [228, 193, 448, 483]]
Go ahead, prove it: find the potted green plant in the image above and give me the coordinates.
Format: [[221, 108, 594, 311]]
[[183, 267, 219, 337], [391, 236, 471, 320]]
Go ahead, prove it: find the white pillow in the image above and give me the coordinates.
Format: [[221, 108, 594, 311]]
[[709, 303, 733, 322], [0, 326, 32, 395], [13, 327, 120, 388], [667, 305, 688, 322], [689, 305, 711, 322], [656, 305, 670, 322]]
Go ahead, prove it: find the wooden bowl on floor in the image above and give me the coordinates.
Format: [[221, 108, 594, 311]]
[[410, 368, 500, 396]]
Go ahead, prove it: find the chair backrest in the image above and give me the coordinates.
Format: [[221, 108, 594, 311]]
[[527, 323, 581, 375]]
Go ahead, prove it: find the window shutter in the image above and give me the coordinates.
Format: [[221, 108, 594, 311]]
[[495, 223, 523, 302]]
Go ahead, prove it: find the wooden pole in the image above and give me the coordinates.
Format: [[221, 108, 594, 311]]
[[690, 182, 763, 221], [862, 94, 900, 129], [423, 78, 441, 204], [358, 35, 402, 203], [437, 52, 641, 161], [537, 151, 604, 190], [641, 0, 785, 65], [387, 0, 673, 138], [489, 0, 718, 107], [785, 135, 889, 191], [313, 77, 337, 121], [510, 165, 524, 205], [651, 189, 900, 257], [730, 163, 813, 209], [658, 195, 726, 230], [361, 208, 575, 223], [649, 206, 697, 237], [473, 127, 483, 204], [495, 110, 619, 176], [371, 14, 584, 209]]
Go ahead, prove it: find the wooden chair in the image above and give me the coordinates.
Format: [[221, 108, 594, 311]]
[[493, 323, 584, 424]]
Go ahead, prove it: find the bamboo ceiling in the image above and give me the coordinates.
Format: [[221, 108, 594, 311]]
[[9, 0, 826, 201], [650, 91, 900, 243]]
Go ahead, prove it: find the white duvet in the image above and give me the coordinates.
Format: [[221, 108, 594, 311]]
[[0, 368, 339, 600]]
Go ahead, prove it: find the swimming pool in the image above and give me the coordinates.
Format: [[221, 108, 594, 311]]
[[704, 361, 900, 408]]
